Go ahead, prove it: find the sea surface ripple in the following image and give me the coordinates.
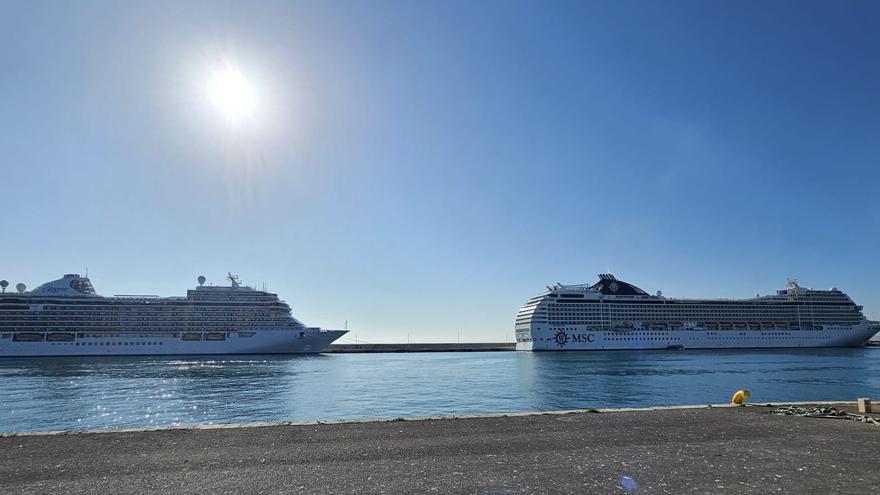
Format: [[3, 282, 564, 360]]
[[1, 348, 879, 433]]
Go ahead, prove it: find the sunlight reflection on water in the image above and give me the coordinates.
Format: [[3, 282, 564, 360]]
[[1, 348, 878, 432]]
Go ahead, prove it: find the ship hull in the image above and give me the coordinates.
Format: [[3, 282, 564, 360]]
[[0, 330, 347, 357], [516, 322, 880, 351]]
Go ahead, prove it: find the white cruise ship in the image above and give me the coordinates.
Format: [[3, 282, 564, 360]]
[[516, 274, 880, 351], [0, 273, 347, 357]]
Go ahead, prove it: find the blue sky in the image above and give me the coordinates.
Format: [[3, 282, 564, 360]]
[[1, 1, 878, 342]]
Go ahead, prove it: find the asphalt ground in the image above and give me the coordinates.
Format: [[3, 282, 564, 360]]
[[1, 405, 878, 494]]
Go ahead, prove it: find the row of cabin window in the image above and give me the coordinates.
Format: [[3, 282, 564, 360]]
[[73, 341, 163, 346]]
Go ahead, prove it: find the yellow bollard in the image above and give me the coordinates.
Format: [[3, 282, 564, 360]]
[[731, 389, 751, 406]]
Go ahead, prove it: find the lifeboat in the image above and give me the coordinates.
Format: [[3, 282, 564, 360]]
[[612, 322, 634, 332]]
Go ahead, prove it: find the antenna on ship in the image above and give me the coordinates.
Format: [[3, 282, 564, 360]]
[[0, 280, 8, 293], [197, 275, 206, 286], [344, 320, 349, 331], [227, 272, 241, 288], [16, 283, 26, 293]]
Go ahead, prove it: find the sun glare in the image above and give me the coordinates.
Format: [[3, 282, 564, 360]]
[[206, 64, 256, 123]]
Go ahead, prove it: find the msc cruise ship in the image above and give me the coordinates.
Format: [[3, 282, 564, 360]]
[[0, 273, 347, 357], [516, 274, 879, 351]]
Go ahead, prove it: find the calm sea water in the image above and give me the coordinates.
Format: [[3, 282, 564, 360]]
[[1, 348, 879, 433]]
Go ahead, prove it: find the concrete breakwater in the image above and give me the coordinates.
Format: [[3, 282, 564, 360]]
[[328, 342, 880, 352], [2, 404, 878, 494], [325, 342, 516, 353]]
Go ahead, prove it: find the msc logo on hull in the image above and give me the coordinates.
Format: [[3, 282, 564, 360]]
[[553, 330, 594, 348]]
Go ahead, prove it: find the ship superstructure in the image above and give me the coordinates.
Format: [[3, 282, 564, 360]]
[[516, 274, 879, 351], [0, 273, 347, 357]]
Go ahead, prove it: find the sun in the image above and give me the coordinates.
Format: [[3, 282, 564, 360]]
[[206, 64, 256, 124]]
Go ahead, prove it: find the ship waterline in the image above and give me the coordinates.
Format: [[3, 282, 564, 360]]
[[0, 273, 346, 357], [515, 274, 880, 351]]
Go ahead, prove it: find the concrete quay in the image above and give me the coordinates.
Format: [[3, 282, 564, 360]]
[[2, 404, 879, 494]]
